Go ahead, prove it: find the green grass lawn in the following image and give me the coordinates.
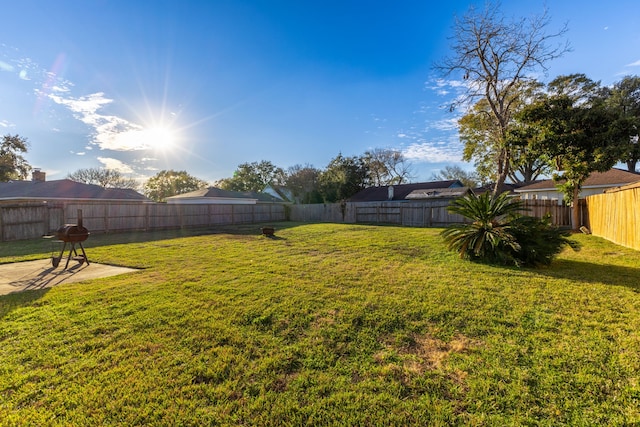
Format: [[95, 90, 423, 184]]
[[1, 223, 639, 426]]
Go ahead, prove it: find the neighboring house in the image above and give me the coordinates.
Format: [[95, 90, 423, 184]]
[[348, 180, 464, 202], [0, 170, 150, 204], [263, 184, 294, 203], [166, 187, 284, 205], [514, 168, 640, 204]]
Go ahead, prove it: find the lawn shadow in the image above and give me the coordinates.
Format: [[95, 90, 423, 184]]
[[536, 259, 640, 292], [87, 221, 297, 246], [0, 222, 298, 260], [0, 288, 50, 319]]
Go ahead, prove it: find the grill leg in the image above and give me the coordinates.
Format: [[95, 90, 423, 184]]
[[78, 242, 90, 266], [65, 244, 75, 270], [53, 242, 67, 268], [63, 242, 90, 269]]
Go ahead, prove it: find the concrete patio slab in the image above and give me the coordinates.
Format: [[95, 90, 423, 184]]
[[0, 259, 139, 296]]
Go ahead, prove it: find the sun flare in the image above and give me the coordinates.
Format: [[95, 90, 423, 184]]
[[140, 126, 176, 151]]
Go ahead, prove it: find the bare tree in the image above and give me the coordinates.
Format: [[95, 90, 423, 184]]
[[435, 2, 569, 194], [67, 167, 139, 190], [363, 148, 414, 186], [430, 165, 481, 188]]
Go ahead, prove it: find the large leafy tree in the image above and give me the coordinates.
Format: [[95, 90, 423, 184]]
[[606, 75, 640, 172], [319, 154, 368, 202], [436, 2, 568, 194], [362, 148, 413, 186], [143, 170, 208, 202], [459, 83, 552, 185], [517, 74, 623, 229], [285, 164, 323, 204], [0, 134, 32, 181], [67, 167, 138, 189], [216, 160, 285, 193]]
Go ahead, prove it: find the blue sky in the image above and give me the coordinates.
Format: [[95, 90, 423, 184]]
[[1, 1, 640, 185]]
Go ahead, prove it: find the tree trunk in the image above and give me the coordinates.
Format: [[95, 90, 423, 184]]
[[492, 147, 510, 196], [493, 172, 508, 196], [571, 186, 580, 231]]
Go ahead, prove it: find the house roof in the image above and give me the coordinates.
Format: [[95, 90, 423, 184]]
[[472, 182, 533, 195], [514, 168, 640, 192], [405, 187, 471, 199], [0, 179, 149, 202], [166, 187, 283, 203], [605, 179, 640, 193], [348, 180, 463, 202], [263, 185, 293, 202]]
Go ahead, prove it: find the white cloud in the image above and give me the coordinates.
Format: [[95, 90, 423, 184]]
[[627, 59, 640, 67], [48, 92, 153, 151], [51, 85, 70, 93], [48, 92, 112, 117], [97, 157, 134, 173], [0, 61, 14, 72], [429, 117, 459, 132], [402, 143, 463, 163]]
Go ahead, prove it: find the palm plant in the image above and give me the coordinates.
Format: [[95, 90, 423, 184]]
[[441, 191, 579, 267], [441, 191, 523, 264]]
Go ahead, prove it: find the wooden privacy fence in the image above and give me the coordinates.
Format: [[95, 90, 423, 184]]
[[0, 202, 286, 242], [352, 202, 466, 226], [0, 198, 588, 242], [289, 199, 579, 228], [586, 182, 640, 251]]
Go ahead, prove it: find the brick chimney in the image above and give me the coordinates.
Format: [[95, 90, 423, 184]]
[[32, 168, 46, 182]]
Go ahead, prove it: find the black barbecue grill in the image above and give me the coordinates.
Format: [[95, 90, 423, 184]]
[[50, 210, 90, 269]]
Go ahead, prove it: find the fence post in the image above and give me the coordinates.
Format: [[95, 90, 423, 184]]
[[104, 203, 109, 233]]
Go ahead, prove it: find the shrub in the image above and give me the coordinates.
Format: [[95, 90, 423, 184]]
[[441, 192, 579, 267], [509, 214, 580, 267]]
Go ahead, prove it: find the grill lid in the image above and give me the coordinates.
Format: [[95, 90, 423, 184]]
[[55, 224, 89, 242]]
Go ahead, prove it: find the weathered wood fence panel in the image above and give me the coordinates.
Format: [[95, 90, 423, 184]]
[[0, 203, 49, 241], [586, 183, 640, 251], [0, 202, 286, 242], [289, 201, 466, 227], [289, 200, 578, 228], [289, 203, 354, 223], [518, 199, 584, 229]]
